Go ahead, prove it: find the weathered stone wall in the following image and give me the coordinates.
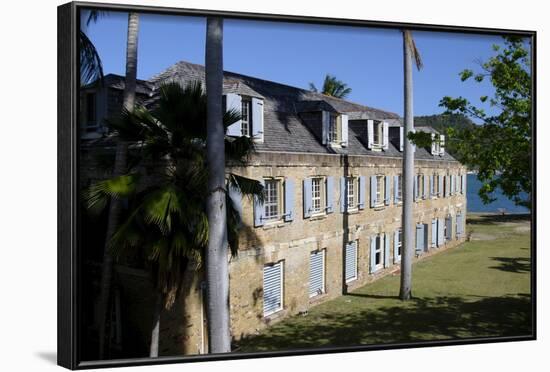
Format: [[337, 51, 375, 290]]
[[226, 151, 467, 340]]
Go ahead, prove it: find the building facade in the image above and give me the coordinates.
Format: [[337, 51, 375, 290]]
[[80, 61, 467, 356]]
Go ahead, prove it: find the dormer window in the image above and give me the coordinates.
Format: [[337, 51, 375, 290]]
[[241, 98, 251, 137], [224, 93, 264, 142], [322, 111, 348, 147], [431, 133, 446, 156], [367, 120, 389, 151]]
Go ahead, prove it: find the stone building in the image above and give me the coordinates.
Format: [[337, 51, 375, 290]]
[[80, 61, 467, 356]]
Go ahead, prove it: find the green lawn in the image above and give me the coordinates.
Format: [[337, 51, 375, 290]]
[[234, 213, 532, 352]]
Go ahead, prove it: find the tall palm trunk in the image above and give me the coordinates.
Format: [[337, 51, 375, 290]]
[[149, 292, 162, 357], [399, 30, 421, 300], [97, 11, 139, 359], [204, 17, 231, 354]]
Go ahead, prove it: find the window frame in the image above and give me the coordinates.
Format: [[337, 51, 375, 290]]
[[310, 176, 326, 216], [263, 261, 284, 317], [417, 173, 424, 200], [374, 234, 384, 270], [375, 175, 385, 207], [309, 249, 326, 298], [373, 121, 383, 148], [263, 177, 284, 223], [396, 174, 403, 204], [433, 173, 440, 198], [346, 176, 358, 211], [345, 241, 358, 283], [240, 97, 252, 137], [397, 229, 403, 259]]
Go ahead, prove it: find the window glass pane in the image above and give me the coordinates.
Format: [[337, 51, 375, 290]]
[[264, 179, 279, 220], [312, 178, 322, 213]]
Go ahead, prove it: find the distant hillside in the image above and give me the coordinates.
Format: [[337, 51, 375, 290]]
[[414, 113, 476, 159]]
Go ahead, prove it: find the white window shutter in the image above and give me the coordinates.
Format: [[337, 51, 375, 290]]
[[439, 134, 446, 156], [284, 178, 294, 222], [384, 175, 391, 205], [341, 114, 349, 147], [367, 119, 374, 149], [358, 176, 365, 210], [431, 133, 436, 155], [369, 236, 377, 273], [399, 127, 404, 152], [225, 93, 242, 136], [370, 176, 377, 207], [382, 121, 389, 150], [326, 177, 334, 214], [303, 178, 312, 218], [251, 97, 264, 142], [322, 111, 330, 145]]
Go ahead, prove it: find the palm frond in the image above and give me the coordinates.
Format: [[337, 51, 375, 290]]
[[225, 135, 255, 163], [227, 173, 264, 202], [404, 30, 423, 70], [223, 108, 242, 130], [84, 173, 139, 214], [79, 30, 104, 86], [309, 82, 318, 92]]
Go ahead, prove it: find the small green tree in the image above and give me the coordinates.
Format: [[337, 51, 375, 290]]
[[309, 74, 352, 99], [85, 81, 263, 357], [439, 36, 532, 209]]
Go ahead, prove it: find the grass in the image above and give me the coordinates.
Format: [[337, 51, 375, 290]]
[[234, 213, 532, 352]]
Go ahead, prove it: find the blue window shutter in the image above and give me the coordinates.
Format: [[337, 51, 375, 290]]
[[341, 114, 349, 147], [370, 176, 377, 207], [393, 230, 400, 263], [423, 175, 428, 199], [367, 120, 374, 149], [284, 178, 294, 222], [432, 219, 438, 247], [251, 97, 264, 142], [225, 93, 242, 136], [446, 216, 452, 240], [370, 236, 376, 273], [416, 224, 423, 254], [438, 218, 444, 246], [450, 175, 454, 195], [384, 233, 390, 268], [393, 175, 399, 204], [326, 176, 334, 214], [445, 176, 450, 197], [321, 111, 330, 145], [358, 176, 366, 209], [414, 174, 418, 201], [303, 178, 312, 218], [340, 177, 346, 213], [384, 175, 391, 205], [438, 175, 443, 197], [430, 175, 435, 197], [254, 179, 265, 227]]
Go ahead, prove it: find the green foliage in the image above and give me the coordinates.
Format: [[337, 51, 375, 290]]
[[439, 36, 532, 209], [86, 81, 264, 308], [309, 74, 352, 99], [411, 113, 475, 156]]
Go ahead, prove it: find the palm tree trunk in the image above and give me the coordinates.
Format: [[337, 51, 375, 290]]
[[399, 30, 415, 300], [204, 17, 231, 354], [97, 11, 140, 359], [149, 292, 162, 358]]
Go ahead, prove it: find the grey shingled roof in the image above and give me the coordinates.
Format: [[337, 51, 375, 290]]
[[100, 74, 153, 96], [100, 61, 457, 162]]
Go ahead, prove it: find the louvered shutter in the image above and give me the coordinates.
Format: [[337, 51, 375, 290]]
[[385, 175, 391, 205], [438, 218, 445, 246], [341, 114, 349, 147], [326, 177, 334, 214], [384, 233, 390, 267], [369, 236, 377, 273], [394, 175, 400, 203], [438, 175, 443, 197], [367, 120, 374, 149], [370, 176, 377, 207], [430, 175, 435, 197], [345, 241, 357, 282], [358, 176, 366, 209], [393, 230, 400, 263], [340, 177, 346, 213], [251, 97, 264, 142], [309, 251, 325, 297], [284, 178, 294, 222], [303, 178, 312, 218], [225, 93, 242, 136], [414, 174, 418, 201], [382, 121, 389, 150], [423, 175, 428, 199], [431, 219, 437, 248], [416, 224, 424, 254], [321, 111, 330, 145], [254, 179, 265, 227], [446, 217, 452, 240], [263, 262, 283, 316], [399, 127, 404, 152]]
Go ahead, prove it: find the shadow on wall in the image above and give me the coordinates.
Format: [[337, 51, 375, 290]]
[[234, 294, 532, 352]]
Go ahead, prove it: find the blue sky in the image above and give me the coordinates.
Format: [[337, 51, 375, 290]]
[[81, 10, 505, 118]]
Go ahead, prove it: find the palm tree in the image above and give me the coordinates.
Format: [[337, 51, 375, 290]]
[[80, 10, 106, 86], [96, 11, 140, 359], [309, 74, 352, 98], [204, 16, 232, 354], [399, 30, 423, 301], [85, 81, 263, 357]]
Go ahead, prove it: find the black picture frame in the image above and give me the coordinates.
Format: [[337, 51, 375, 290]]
[[58, 1, 537, 369]]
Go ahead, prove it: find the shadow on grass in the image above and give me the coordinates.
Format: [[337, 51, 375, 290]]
[[467, 214, 531, 225], [233, 294, 532, 352], [490, 256, 531, 274]]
